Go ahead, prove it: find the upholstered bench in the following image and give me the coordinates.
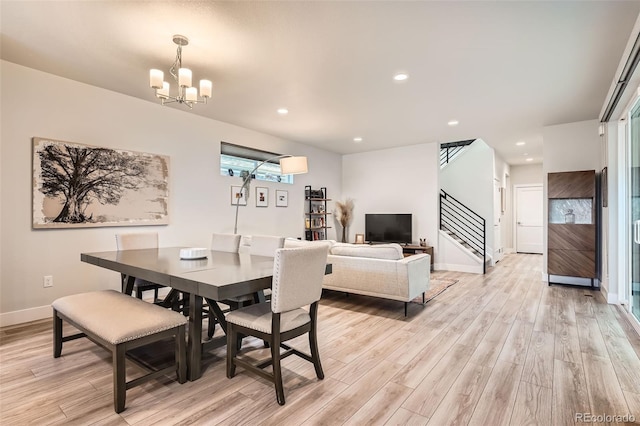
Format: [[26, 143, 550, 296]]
[[52, 290, 188, 413]]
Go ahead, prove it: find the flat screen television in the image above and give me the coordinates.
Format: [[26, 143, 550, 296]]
[[365, 214, 412, 244]]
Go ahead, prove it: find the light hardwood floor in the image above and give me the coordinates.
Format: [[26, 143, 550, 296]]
[[2, 254, 640, 425]]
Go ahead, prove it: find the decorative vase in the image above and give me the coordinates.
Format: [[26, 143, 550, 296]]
[[565, 209, 575, 224], [341, 226, 347, 243]]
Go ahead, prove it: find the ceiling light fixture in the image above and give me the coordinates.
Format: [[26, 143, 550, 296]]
[[447, 120, 459, 126], [526, 158, 533, 162], [149, 35, 211, 109], [393, 73, 409, 81], [516, 141, 526, 146], [353, 137, 363, 142], [277, 108, 289, 115]]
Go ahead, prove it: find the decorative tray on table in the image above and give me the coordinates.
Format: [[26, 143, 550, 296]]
[[179, 248, 208, 260]]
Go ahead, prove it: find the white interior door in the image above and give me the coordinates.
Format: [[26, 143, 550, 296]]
[[516, 185, 543, 254]]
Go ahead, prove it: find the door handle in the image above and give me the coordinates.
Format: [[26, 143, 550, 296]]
[[635, 220, 640, 244], [517, 222, 522, 225]]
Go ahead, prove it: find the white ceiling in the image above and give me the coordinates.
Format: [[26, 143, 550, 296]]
[[2, 1, 639, 165]]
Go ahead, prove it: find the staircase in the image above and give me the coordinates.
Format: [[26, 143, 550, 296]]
[[439, 189, 487, 274], [440, 139, 475, 168]]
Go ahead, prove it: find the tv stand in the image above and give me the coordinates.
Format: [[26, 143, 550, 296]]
[[402, 245, 434, 271]]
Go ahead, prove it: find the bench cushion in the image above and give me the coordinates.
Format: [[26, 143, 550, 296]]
[[52, 290, 187, 345]]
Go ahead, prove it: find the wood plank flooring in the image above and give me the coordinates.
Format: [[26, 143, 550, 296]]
[[2, 254, 640, 425]]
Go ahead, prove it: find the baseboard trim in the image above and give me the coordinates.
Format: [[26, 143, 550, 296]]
[[505, 247, 516, 254], [435, 263, 483, 274], [0, 305, 51, 327]]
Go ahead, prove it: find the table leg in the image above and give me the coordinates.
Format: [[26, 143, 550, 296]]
[[187, 293, 203, 381], [122, 274, 135, 295], [206, 298, 228, 333]]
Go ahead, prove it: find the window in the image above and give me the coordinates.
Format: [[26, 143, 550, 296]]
[[220, 142, 293, 184]]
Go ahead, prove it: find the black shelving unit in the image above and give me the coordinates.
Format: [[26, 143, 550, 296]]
[[304, 186, 331, 241]]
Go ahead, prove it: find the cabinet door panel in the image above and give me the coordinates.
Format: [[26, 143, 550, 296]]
[[548, 224, 595, 250], [548, 171, 595, 198], [548, 249, 595, 278]]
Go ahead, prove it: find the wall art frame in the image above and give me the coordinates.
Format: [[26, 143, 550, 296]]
[[32, 137, 169, 229], [276, 190, 288, 207], [256, 186, 268, 207], [231, 185, 247, 206]]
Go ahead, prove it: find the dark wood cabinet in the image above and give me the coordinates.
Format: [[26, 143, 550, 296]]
[[547, 170, 597, 284]]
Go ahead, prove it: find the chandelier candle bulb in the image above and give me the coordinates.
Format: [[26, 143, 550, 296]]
[[185, 87, 197, 102], [156, 81, 170, 99], [200, 80, 212, 98], [149, 69, 164, 89], [178, 68, 192, 87]]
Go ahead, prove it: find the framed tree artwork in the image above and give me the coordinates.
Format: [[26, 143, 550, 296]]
[[32, 137, 169, 229]]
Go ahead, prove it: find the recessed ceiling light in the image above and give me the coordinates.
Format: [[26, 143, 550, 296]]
[[525, 158, 533, 162], [277, 108, 288, 115], [393, 73, 409, 81], [516, 141, 526, 146], [353, 137, 363, 143], [447, 120, 459, 126]]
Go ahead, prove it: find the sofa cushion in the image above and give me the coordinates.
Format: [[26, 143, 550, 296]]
[[330, 243, 403, 260]]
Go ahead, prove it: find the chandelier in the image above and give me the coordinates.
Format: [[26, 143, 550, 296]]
[[149, 35, 211, 108]]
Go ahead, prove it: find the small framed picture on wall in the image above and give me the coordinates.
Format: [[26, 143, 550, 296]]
[[276, 190, 288, 207], [231, 186, 247, 206], [256, 187, 268, 207]]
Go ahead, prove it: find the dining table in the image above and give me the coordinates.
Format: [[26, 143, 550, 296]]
[[81, 247, 281, 381]]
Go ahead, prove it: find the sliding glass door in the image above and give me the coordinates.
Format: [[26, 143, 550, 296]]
[[630, 102, 640, 322]]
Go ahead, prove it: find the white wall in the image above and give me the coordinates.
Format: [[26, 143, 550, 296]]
[[511, 164, 543, 186], [341, 143, 439, 253], [542, 119, 602, 283], [0, 60, 342, 324]]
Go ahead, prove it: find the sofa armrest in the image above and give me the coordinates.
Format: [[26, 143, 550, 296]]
[[398, 253, 430, 300]]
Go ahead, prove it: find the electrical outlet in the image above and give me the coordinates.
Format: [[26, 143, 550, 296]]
[[43, 275, 53, 288]]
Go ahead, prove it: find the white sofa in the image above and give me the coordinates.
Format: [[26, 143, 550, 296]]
[[284, 239, 430, 316]]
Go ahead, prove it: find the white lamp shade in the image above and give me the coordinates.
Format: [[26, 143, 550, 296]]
[[280, 156, 308, 175], [200, 79, 212, 98], [185, 87, 198, 102], [156, 81, 170, 98], [178, 68, 192, 87], [150, 69, 164, 89]]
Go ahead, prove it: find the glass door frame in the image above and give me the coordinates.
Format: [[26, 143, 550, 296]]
[[620, 88, 640, 324]]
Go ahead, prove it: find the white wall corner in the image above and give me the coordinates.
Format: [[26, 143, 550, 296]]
[[0, 305, 51, 327], [505, 247, 516, 254]]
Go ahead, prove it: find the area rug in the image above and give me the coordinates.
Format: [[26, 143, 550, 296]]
[[415, 277, 459, 303]]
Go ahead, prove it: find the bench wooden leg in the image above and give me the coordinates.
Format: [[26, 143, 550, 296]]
[[176, 325, 187, 384], [53, 309, 62, 358], [113, 344, 126, 413]]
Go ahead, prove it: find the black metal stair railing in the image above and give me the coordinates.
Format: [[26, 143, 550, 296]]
[[439, 189, 487, 274], [440, 139, 475, 167]]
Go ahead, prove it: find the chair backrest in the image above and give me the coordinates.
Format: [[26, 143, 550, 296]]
[[115, 232, 158, 251], [249, 235, 285, 257], [211, 233, 241, 253], [271, 245, 329, 313]]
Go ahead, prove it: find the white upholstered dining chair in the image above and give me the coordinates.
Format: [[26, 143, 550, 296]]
[[248, 235, 285, 257], [210, 233, 242, 253], [207, 233, 242, 337], [226, 245, 329, 405]]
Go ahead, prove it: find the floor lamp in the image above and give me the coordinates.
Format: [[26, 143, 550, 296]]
[[233, 155, 308, 234]]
